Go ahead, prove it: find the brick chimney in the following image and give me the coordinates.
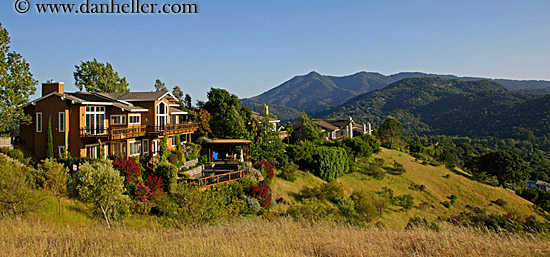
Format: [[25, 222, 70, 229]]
[[42, 80, 64, 96]]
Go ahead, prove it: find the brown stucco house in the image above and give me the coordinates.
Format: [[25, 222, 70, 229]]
[[19, 81, 198, 160]]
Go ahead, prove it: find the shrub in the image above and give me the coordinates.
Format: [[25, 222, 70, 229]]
[[299, 181, 345, 203], [393, 194, 414, 213], [112, 157, 141, 184], [279, 161, 298, 182], [37, 158, 68, 217], [313, 146, 349, 181], [441, 201, 451, 208], [492, 198, 507, 207], [134, 182, 152, 203], [254, 160, 274, 180], [372, 158, 385, 167], [167, 182, 228, 228], [392, 161, 406, 175], [368, 165, 385, 180], [287, 198, 334, 221], [0, 155, 41, 218], [406, 217, 440, 231], [443, 174, 451, 179], [247, 182, 272, 209], [168, 151, 179, 165], [350, 191, 386, 222], [154, 161, 178, 193], [0, 147, 30, 165], [449, 194, 458, 204], [410, 184, 425, 191], [71, 160, 131, 228], [238, 194, 261, 214]]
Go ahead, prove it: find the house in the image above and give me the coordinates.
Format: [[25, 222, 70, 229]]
[[527, 180, 550, 191], [250, 105, 280, 131], [19, 80, 198, 160], [294, 117, 372, 141]]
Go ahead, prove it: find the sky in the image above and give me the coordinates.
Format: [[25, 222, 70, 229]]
[[1, 0, 550, 102]]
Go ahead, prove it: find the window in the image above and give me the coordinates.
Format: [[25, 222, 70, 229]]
[[85, 106, 106, 135], [58, 112, 65, 132], [110, 115, 126, 125], [171, 136, 177, 147], [111, 142, 126, 157], [36, 113, 42, 132], [152, 139, 159, 154], [156, 102, 168, 131], [142, 139, 149, 154], [129, 140, 142, 156], [85, 144, 100, 159], [58, 146, 65, 157], [171, 115, 178, 125], [129, 114, 141, 125]]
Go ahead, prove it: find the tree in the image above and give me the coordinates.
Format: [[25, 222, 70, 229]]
[[46, 116, 54, 158], [203, 88, 250, 139], [477, 150, 529, 188], [188, 108, 212, 139], [379, 117, 403, 149], [38, 158, 68, 217], [0, 23, 37, 133], [313, 146, 349, 181], [154, 79, 167, 92], [251, 113, 285, 163], [184, 94, 192, 109], [71, 160, 130, 228], [394, 194, 414, 214], [172, 85, 184, 108], [74, 59, 129, 93], [292, 112, 323, 142]]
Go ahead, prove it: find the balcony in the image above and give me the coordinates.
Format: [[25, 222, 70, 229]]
[[80, 126, 147, 140], [80, 122, 199, 140], [146, 122, 199, 136]]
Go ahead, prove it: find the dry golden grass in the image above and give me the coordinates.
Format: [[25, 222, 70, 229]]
[[1, 217, 548, 257]]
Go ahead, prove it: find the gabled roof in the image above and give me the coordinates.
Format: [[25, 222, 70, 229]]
[[312, 120, 339, 131], [101, 90, 178, 102]]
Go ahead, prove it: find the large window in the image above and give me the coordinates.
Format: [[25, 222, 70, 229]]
[[36, 112, 42, 132], [171, 136, 177, 147], [58, 112, 65, 132], [156, 102, 168, 131], [129, 114, 141, 125], [85, 106, 106, 135], [129, 140, 142, 156], [85, 144, 100, 159], [111, 142, 127, 157], [152, 139, 159, 155], [110, 115, 126, 125], [170, 115, 178, 125]]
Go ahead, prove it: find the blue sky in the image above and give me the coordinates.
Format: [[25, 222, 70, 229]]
[[1, 0, 549, 102]]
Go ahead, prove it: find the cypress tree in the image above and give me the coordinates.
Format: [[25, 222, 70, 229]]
[[46, 116, 54, 158]]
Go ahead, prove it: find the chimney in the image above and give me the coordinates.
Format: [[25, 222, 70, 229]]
[[265, 105, 269, 115], [367, 123, 372, 135], [363, 123, 366, 134], [42, 80, 64, 96]]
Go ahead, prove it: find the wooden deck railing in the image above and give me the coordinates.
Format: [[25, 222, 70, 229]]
[[197, 167, 250, 190], [147, 122, 199, 135], [80, 126, 147, 140], [80, 122, 198, 139]]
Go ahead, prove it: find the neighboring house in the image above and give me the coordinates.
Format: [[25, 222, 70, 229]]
[[251, 105, 280, 131], [314, 117, 372, 140], [20, 80, 198, 160], [527, 180, 550, 191]]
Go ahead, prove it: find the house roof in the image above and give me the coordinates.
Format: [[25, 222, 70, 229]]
[[312, 120, 339, 131], [324, 119, 353, 128], [169, 107, 188, 115], [101, 90, 178, 102]]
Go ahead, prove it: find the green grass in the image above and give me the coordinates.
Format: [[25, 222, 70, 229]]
[[272, 148, 544, 228]]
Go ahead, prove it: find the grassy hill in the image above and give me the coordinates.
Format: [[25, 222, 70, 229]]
[[271, 148, 543, 228]]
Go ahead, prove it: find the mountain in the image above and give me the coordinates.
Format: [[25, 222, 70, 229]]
[[316, 77, 550, 138], [246, 71, 394, 114], [243, 71, 550, 122]]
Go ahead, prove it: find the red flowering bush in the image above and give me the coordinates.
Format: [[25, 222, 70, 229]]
[[254, 160, 274, 180], [134, 182, 152, 203], [113, 157, 141, 184], [144, 175, 163, 194], [247, 181, 272, 208]]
